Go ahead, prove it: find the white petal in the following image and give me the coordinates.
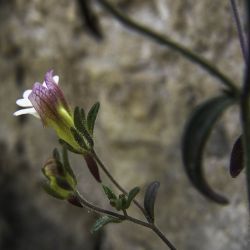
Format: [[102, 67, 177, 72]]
[[23, 89, 32, 98], [16, 98, 33, 107], [13, 108, 38, 116], [42, 75, 59, 87], [53, 75, 59, 84]]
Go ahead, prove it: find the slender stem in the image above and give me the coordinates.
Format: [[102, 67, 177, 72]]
[[96, 0, 238, 93], [241, 0, 250, 212], [76, 191, 176, 250], [91, 149, 150, 221], [230, 0, 248, 62]]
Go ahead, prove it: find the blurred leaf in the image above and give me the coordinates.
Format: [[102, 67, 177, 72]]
[[144, 181, 160, 223], [230, 136, 244, 177], [76, 0, 103, 40], [91, 216, 122, 233], [103, 185, 117, 200], [53, 148, 61, 162], [62, 146, 77, 183], [84, 153, 101, 183], [87, 102, 100, 135], [67, 195, 83, 207], [74, 107, 84, 132], [42, 182, 65, 200], [182, 94, 236, 204], [125, 187, 140, 209]]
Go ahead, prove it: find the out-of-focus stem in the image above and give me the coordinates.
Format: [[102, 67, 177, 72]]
[[97, 0, 239, 93]]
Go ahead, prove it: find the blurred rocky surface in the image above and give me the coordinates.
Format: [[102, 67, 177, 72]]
[[0, 0, 248, 249]]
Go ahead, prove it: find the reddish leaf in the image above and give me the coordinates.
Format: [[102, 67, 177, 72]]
[[230, 136, 244, 178], [84, 154, 101, 183]]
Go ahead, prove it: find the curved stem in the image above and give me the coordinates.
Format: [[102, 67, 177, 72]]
[[91, 149, 150, 221], [76, 191, 176, 250], [97, 0, 238, 93], [230, 0, 248, 62]]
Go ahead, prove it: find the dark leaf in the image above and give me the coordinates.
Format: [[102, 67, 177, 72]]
[[125, 187, 140, 209], [103, 185, 117, 200], [53, 148, 61, 162], [55, 177, 73, 191], [182, 94, 236, 204], [62, 145, 77, 182], [84, 153, 101, 183], [144, 181, 160, 223], [230, 136, 244, 177], [67, 195, 83, 207], [91, 216, 122, 233], [87, 102, 100, 135], [76, 0, 103, 40]]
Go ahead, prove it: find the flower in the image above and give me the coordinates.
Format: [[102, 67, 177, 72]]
[[14, 70, 81, 152]]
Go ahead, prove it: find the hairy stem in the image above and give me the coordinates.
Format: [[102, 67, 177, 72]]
[[230, 0, 248, 62], [97, 0, 238, 93], [91, 149, 150, 221], [76, 191, 176, 250]]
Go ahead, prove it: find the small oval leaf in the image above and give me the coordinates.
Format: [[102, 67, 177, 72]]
[[182, 94, 236, 204], [144, 181, 160, 223], [91, 216, 122, 233], [230, 136, 244, 178], [126, 187, 140, 209], [103, 185, 117, 200]]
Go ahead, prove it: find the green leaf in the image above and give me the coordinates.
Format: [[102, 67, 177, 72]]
[[74, 107, 84, 132], [70, 127, 88, 149], [58, 139, 81, 154], [53, 148, 61, 162], [103, 185, 117, 200], [144, 181, 160, 223], [42, 182, 65, 200], [125, 187, 140, 209], [62, 146, 77, 183], [87, 102, 100, 135], [182, 94, 236, 204], [91, 216, 122, 233]]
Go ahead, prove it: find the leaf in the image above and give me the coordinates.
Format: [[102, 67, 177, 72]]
[[62, 145, 77, 183], [125, 187, 140, 209], [87, 102, 100, 135], [84, 153, 101, 183], [70, 127, 88, 149], [59, 139, 81, 154], [76, 0, 103, 40], [74, 107, 84, 132], [182, 94, 236, 204], [67, 195, 83, 208], [103, 185, 117, 200], [144, 181, 160, 223], [230, 136, 244, 178], [91, 216, 122, 233], [42, 182, 65, 200], [53, 148, 61, 162]]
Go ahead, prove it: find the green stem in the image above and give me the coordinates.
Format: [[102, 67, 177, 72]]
[[97, 0, 238, 93], [76, 191, 176, 250], [91, 149, 150, 221]]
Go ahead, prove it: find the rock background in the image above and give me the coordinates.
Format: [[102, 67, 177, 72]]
[[0, 0, 248, 249]]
